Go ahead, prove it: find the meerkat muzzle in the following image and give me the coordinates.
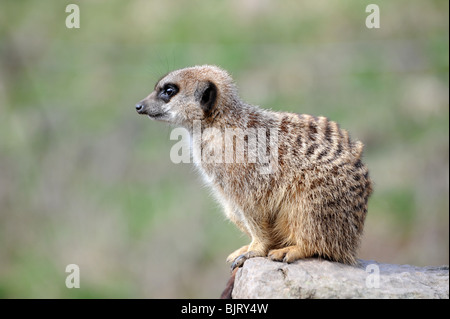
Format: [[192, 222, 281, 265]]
[[135, 103, 145, 114]]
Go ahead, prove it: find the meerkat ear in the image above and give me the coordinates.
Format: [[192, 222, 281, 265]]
[[196, 81, 217, 114]]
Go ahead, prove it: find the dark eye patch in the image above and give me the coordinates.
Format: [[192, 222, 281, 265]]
[[158, 83, 179, 103]]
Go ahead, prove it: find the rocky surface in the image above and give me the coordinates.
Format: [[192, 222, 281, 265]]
[[231, 257, 449, 299]]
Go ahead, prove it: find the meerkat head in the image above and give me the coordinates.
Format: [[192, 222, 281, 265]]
[[135, 65, 237, 129]]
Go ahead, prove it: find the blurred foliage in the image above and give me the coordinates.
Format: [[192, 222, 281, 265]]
[[0, 0, 448, 298]]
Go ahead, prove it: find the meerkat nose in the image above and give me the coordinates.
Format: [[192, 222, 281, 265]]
[[135, 103, 145, 113]]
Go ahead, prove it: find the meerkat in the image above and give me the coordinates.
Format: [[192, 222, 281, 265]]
[[135, 65, 372, 268]]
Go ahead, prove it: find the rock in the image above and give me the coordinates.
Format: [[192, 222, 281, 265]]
[[231, 257, 449, 299]]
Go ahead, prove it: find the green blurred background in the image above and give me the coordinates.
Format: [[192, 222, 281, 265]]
[[0, 0, 448, 298]]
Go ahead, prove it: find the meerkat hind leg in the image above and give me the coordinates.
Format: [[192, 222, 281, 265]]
[[268, 245, 307, 263]]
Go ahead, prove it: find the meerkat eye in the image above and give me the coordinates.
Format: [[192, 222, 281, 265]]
[[164, 86, 175, 96], [159, 83, 179, 102]]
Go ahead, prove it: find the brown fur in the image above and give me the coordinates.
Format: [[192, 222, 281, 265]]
[[136, 65, 373, 265]]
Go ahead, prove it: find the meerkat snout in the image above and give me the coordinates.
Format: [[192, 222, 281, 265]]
[[135, 65, 372, 268], [135, 103, 144, 113]]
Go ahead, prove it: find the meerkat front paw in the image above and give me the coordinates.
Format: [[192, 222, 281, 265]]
[[226, 245, 249, 263], [268, 245, 307, 263], [230, 250, 265, 270]]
